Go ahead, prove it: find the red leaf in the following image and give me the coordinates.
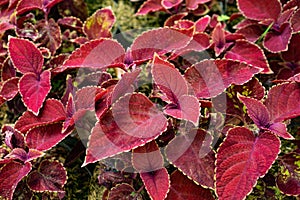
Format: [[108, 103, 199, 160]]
[[35, 18, 62, 55], [57, 16, 83, 32], [195, 15, 211, 32], [265, 82, 300, 123], [26, 123, 71, 151], [75, 86, 104, 110], [237, 0, 282, 21], [184, 59, 261, 98], [136, 0, 164, 15], [216, 127, 280, 200], [111, 69, 141, 104], [2, 125, 25, 149], [19, 70, 51, 115], [162, 0, 183, 9], [291, 8, 300, 32], [281, 33, 300, 62], [166, 170, 214, 200], [236, 24, 264, 43], [0, 161, 32, 200], [164, 13, 188, 27], [186, 0, 211, 10], [0, 77, 19, 100], [5, 148, 44, 163], [165, 128, 215, 188], [152, 54, 188, 103], [225, 40, 272, 74], [130, 27, 193, 63], [263, 23, 292, 53], [16, 0, 43, 15], [133, 141, 170, 200], [83, 7, 115, 39], [108, 183, 140, 200], [212, 23, 226, 56], [58, 39, 125, 72], [15, 99, 66, 133], [84, 93, 167, 165], [8, 37, 43, 74], [1, 58, 16, 81], [27, 160, 67, 192], [277, 150, 300, 196]]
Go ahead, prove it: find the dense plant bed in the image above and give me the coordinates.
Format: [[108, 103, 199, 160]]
[[0, 0, 300, 199]]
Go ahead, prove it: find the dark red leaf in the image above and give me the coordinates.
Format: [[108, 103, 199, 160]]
[[5, 148, 44, 163], [152, 54, 188, 104], [111, 69, 141, 104], [133, 141, 170, 200], [130, 27, 193, 63], [2, 125, 25, 149], [8, 37, 43, 74], [216, 127, 280, 200], [16, 0, 43, 15], [225, 40, 272, 74], [277, 150, 300, 196], [15, 99, 66, 133], [27, 160, 67, 192], [166, 170, 214, 200], [265, 82, 300, 123], [289, 73, 300, 82], [35, 18, 62, 55], [291, 8, 300, 32], [184, 59, 261, 98], [57, 16, 83, 32], [237, 0, 282, 21], [165, 128, 215, 188], [26, 122, 71, 151], [83, 7, 115, 40], [281, 33, 300, 62], [44, 0, 63, 10], [108, 183, 139, 200], [136, 0, 164, 15], [75, 86, 104, 110], [0, 161, 32, 200], [212, 23, 226, 56], [84, 93, 167, 165], [236, 24, 264, 43], [263, 23, 292, 53], [58, 39, 125, 72], [0, 77, 19, 100], [1, 58, 16, 81], [19, 70, 51, 115]]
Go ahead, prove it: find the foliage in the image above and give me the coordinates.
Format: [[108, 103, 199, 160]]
[[0, 0, 300, 199]]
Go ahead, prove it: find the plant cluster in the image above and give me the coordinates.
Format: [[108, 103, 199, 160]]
[[0, 0, 299, 199]]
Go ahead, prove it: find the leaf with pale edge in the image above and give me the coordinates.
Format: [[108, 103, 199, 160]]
[[108, 183, 139, 200], [216, 127, 280, 200]]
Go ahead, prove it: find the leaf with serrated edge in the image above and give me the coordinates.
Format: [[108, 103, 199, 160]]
[[166, 128, 215, 188], [166, 170, 214, 200], [83, 93, 167, 166], [27, 160, 67, 192], [15, 99, 66, 134], [8, 37, 43, 74], [184, 59, 262, 98], [0, 161, 32, 200], [216, 127, 280, 200], [0, 77, 19, 100], [19, 70, 51, 116]]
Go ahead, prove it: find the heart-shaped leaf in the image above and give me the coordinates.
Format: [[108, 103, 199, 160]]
[[216, 127, 280, 200], [0, 161, 32, 200], [225, 40, 272, 74], [130, 27, 193, 63], [133, 141, 170, 200], [184, 59, 261, 98], [15, 99, 66, 133], [19, 70, 52, 115], [83, 7, 115, 39], [166, 170, 214, 200], [26, 123, 71, 151], [57, 39, 125, 72], [165, 128, 215, 188], [8, 37, 43, 74], [237, 0, 281, 21], [84, 93, 167, 165], [27, 160, 67, 192]]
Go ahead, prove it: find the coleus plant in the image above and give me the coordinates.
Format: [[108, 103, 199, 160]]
[[0, 0, 300, 199]]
